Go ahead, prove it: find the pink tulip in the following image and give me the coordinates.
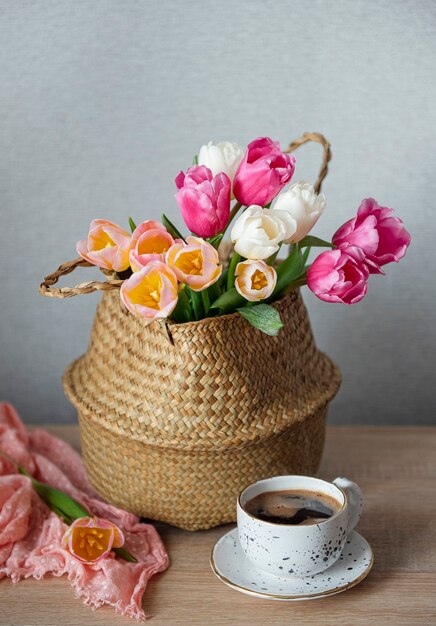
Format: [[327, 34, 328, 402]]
[[307, 249, 369, 305], [76, 219, 131, 272], [332, 198, 411, 274], [175, 165, 231, 237], [62, 516, 124, 565], [120, 261, 179, 319], [233, 137, 296, 207], [129, 220, 175, 272]]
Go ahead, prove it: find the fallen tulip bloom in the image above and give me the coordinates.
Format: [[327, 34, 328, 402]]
[[235, 260, 277, 302], [76, 219, 131, 272], [120, 261, 179, 319], [129, 220, 175, 272], [166, 236, 222, 291], [62, 517, 124, 565]]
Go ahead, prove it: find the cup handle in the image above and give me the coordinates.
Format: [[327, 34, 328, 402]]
[[333, 477, 364, 532]]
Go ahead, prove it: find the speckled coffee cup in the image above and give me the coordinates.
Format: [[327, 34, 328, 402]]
[[237, 475, 363, 578]]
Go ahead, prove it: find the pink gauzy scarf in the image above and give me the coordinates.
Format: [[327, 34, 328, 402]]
[[0, 403, 169, 621]]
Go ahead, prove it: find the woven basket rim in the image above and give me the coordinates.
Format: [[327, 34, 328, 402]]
[[160, 290, 296, 333]]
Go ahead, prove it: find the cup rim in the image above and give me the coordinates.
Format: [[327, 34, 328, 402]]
[[237, 475, 347, 527]]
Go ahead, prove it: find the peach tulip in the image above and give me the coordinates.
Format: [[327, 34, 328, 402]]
[[166, 236, 222, 292], [120, 260, 179, 319], [129, 220, 175, 272], [62, 517, 124, 565], [235, 260, 277, 301], [76, 219, 131, 272]]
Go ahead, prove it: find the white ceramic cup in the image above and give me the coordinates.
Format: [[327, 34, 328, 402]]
[[237, 475, 363, 578]]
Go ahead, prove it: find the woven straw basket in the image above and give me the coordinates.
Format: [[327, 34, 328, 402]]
[[40, 132, 341, 531]]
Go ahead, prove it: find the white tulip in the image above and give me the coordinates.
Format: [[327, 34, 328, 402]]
[[231, 205, 297, 260], [198, 141, 244, 183], [272, 182, 326, 244]]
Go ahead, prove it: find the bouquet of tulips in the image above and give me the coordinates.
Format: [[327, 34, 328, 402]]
[[76, 137, 411, 336]]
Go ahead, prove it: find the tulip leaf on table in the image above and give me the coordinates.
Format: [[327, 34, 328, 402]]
[[162, 214, 186, 242], [18, 465, 89, 519], [236, 304, 284, 336], [16, 465, 137, 563]]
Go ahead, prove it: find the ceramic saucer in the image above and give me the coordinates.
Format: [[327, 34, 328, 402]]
[[210, 527, 373, 601]]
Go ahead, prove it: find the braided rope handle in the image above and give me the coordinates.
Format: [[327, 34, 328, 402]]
[[39, 258, 123, 298], [39, 131, 331, 299], [283, 131, 331, 194]]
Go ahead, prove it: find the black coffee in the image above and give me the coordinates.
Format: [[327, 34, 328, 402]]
[[244, 489, 341, 526]]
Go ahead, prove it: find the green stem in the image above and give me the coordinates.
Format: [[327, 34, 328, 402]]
[[171, 287, 193, 323], [222, 201, 242, 237], [114, 547, 137, 563], [201, 289, 210, 316], [186, 286, 204, 320], [301, 246, 311, 264], [281, 273, 308, 295], [227, 252, 242, 291], [266, 245, 281, 266]]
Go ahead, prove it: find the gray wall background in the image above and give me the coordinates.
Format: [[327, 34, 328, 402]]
[[1, 0, 435, 425]]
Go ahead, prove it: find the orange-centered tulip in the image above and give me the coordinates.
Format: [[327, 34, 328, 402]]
[[62, 517, 124, 565], [234, 259, 277, 301], [76, 219, 131, 272], [166, 236, 222, 291], [129, 220, 176, 272], [120, 260, 179, 319]]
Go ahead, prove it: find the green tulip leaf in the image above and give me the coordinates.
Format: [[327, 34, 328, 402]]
[[271, 246, 305, 298], [210, 287, 245, 314], [128, 216, 137, 233], [18, 466, 89, 519], [171, 287, 193, 323], [185, 285, 204, 320], [236, 303, 283, 336], [16, 465, 138, 563], [162, 214, 185, 241], [298, 235, 334, 249], [207, 233, 224, 249]]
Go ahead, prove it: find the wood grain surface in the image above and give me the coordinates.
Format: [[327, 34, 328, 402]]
[[1, 426, 435, 625]]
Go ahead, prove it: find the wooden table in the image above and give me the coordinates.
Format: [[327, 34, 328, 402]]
[[1, 426, 435, 625]]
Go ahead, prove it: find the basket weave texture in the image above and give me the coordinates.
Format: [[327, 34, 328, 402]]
[[63, 289, 341, 530]]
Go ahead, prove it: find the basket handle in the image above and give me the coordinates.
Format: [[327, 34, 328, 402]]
[[39, 257, 123, 298], [283, 131, 331, 193]]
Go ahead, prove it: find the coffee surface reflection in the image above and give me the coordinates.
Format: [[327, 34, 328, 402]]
[[244, 489, 341, 526]]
